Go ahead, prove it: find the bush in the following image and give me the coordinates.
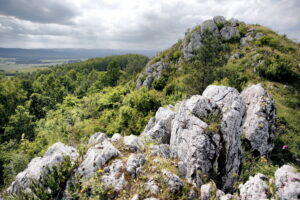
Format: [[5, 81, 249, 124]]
[[257, 54, 294, 82], [255, 35, 280, 49]]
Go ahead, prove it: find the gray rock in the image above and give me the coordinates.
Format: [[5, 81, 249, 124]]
[[200, 182, 225, 200], [136, 61, 169, 89], [144, 198, 160, 200], [124, 135, 144, 152], [220, 194, 234, 200], [203, 85, 245, 191], [131, 194, 140, 200], [76, 140, 121, 178], [229, 18, 239, 26], [188, 189, 198, 200], [213, 16, 226, 27], [239, 173, 269, 200], [241, 84, 275, 155], [184, 28, 202, 59], [88, 132, 108, 145], [201, 19, 219, 35], [145, 178, 160, 195], [126, 153, 146, 178], [111, 133, 123, 142], [220, 25, 240, 41], [150, 144, 171, 158], [230, 52, 242, 60], [162, 169, 183, 193], [8, 142, 79, 195], [275, 165, 300, 200], [142, 106, 176, 144], [101, 159, 127, 191], [255, 32, 264, 39]]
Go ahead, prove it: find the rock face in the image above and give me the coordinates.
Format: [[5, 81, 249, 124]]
[[142, 106, 176, 144], [275, 165, 300, 200], [239, 173, 269, 200], [241, 84, 275, 155], [102, 159, 127, 191], [136, 61, 169, 89], [182, 16, 240, 60], [126, 153, 146, 178], [76, 140, 121, 178], [7, 142, 79, 195]]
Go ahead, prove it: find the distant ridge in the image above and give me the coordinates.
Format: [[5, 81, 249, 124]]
[[0, 48, 157, 64]]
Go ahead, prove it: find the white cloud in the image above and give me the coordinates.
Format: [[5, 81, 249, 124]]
[[0, 0, 299, 49]]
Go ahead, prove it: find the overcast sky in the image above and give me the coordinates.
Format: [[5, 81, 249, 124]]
[[0, 0, 299, 50]]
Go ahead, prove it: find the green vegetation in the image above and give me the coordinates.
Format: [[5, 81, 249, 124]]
[[0, 22, 300, 199]]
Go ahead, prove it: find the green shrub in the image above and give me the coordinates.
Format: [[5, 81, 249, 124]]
[[255, 35, 280, 49], [257, 54, 294, 82], [238, 24, 248, 37]]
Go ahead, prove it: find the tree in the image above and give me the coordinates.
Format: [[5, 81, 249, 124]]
[[185, 30, 230, 94], [104, 60, 121, 86], [3, 106, 35, 141]]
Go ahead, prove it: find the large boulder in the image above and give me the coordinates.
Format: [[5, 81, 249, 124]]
[[7, 142, 79, 195], [275, 165, 300, 200], [220, 25, 240, 41], [183, 28, 202, 59], [239, 173, 269, 200], [203, 86, 245, 191], [76, 140, 121, 178], [241, 84, 275, 155], [201, 19, 219, 35], [142, 106, 176, 144]]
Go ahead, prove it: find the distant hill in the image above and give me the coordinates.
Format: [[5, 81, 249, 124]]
[[0, 48, 157, 64]]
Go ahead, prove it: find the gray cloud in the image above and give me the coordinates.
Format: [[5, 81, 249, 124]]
[[0, 0, 79, 24], [0, 0, 299, 49]]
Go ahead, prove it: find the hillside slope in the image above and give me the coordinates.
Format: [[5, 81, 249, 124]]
[[1, 16, 300, 199]]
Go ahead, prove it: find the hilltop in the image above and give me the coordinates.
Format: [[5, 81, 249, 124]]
[[0, 16, 300, 199]]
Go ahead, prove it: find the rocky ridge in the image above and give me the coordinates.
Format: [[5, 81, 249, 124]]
[[5, 84, 300, 199]]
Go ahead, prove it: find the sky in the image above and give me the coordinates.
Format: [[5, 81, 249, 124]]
[[0, 0, 299, 50]]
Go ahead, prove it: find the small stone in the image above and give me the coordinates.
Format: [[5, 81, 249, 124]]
[[162, 169, 183, 193], [126, 153, 146, 178]]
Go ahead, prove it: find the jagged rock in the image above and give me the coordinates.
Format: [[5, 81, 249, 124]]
[[144, 198, 160, 200], [76, 140, 121, 178], [201, 19, 219, 35], [142, 106, 176, 144], [111, 133, 123, 142], [126, 153, 146, 178], [229, 18, 239, 26], [150, 144, 171, 158], [255, 32, 264, 39], [184, 28, 202, 59], [275, 165, 300, 200], [220, 25, 240, 41], [162, 169, 183, 193], [241, 84, 275, 155], [183, 95, 218, 118], [213, 16, 226, 26], [230, 52, 242, 60], [239, 173, 269, 200], [101, 159, 127, 191], [200, 182, 225, 200], [7, 142, 79, 195], [124, 135, 144, 152], [136, 61, 169, 89], [204, 86, 245, 191], [88, 132, 108, 145], [145, 178, 160, 195]]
